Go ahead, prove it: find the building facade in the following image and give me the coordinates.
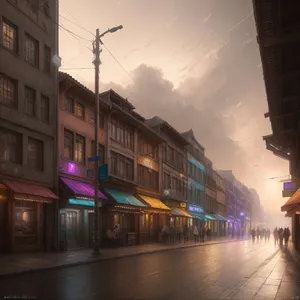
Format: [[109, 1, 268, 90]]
[[58, 73, 108, 250], [0, 0, 59, 252], [214, 171, 227, 236], [146, 117, 192, 229], [203, 157, 218, 235], [181, 129, 206, 226]]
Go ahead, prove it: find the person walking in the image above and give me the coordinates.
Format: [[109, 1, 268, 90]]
[[273, 227, 279, 246], [199, 226, 205, 242], [183, 224, 189, 243], [257, 228, 261, 241], [266, 229, 271, 242], [279, 227, 284, 247], [283, 227, 291, 247], [193, 224, 199, 243], [251, 228, 256, 243]]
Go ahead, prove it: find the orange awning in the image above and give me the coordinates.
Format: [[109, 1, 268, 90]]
[[281, 188, 300, 211]]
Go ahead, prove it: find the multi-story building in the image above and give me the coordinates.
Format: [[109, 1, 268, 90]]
[[249, 188, 263, 227], [181, 129, 206, 225], [102, 90, 165, 246], [203, 157, 218, 235], [146, 117, 192, 229], [0, 0, 59, 252], [58, 73, 109, 250], [214, 171, 227, 236]]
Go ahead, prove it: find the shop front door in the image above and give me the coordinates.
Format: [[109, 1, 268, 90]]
[[66, 210, 79, 249]]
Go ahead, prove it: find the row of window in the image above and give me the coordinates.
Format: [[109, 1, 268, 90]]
[[138, 138, 159, 160], [0, 127, 43, 170], [205, 195, 217, 213], [163, 173, 187, 199], [205, 173, 216, 189], [110, 151, 134, 182], [63, 129, 105, 165], [2, 18, 51, 71], [111, 117, 134, 149], [8, 0, 50, 18], [0, 73, 50, 122], [188, 187, 205, 208], [188, 162, 204, 185], [137, 164, 159, 190], [63, 97, 105, 128], [162, 143, 185, 172]]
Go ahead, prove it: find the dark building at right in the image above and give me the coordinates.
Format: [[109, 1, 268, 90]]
[[253, 0, 300, 250]]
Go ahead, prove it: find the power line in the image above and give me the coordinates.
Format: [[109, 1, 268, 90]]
[[60, 67, 94, 70], [101, 42, 133, 81], [59, 14, 94, 36]]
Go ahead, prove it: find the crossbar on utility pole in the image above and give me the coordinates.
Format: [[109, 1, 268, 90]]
[[93, 28, 101, 255]]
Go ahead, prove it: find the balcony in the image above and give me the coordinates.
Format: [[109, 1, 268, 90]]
[[162, 188, 186, 202]]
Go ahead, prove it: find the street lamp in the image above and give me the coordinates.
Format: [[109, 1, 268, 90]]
[[93, 25, 123, 256]]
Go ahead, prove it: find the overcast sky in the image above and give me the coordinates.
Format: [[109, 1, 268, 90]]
[[59, 0, 289, 214]]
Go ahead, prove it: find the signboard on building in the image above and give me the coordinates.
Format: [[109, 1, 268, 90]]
[[282, 181, 298, 197], [180, 202, 187, 208], [187, 204, 204, 213], [138, 155, 159, 172]]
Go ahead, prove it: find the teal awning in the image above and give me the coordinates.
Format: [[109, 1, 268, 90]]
[[213, 214, 227, 221], [205, 214, 216, 220], [191, 181, 204, 191], [68, 198, 94, 207], [105, 189, 146, 207], [188, 159, 206, 172], [190, 213, 205, 221]]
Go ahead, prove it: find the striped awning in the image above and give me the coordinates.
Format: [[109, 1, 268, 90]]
[[138, 194, 170, 210], [170, 207, 193, 218]]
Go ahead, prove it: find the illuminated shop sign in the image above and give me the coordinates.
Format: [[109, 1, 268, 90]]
[[187, 204, 204, 213], [68, 198, 94, 207], [180, 202, 187, 208], [283, 181, 297, 191]]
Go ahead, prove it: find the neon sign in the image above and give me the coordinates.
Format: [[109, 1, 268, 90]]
[[67, 162, 76, 174]]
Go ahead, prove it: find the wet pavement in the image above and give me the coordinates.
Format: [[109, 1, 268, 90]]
[[0, 237, 235, 277], [0, 239, 299, 300]]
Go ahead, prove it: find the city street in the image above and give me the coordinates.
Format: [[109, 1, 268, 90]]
[[0, 240, 299, 300]]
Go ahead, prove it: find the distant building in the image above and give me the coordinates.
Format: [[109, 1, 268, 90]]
[[181, 129, 206, 226]]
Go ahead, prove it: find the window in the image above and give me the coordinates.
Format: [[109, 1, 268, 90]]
[[0, 74, 17, 107], [41, 95, 50, 122], [27, 138, 43, 170], [76, 103, 84, 119], [111, 152, 117, 175], [2, 19, 18, 53], [164, 173, 171, 189], [24, 86, 36, 116], [138, 165, 158, 190], [64, 97, 74, 114], [110, 117, 134, 149], [25, 33, 39, 66], [110, 151, 134, 181], [75, 134, 85, 164], [91, 141, 105, 165], [125, 159, 134, 181], [43, 45, 51, 73], [64, 129, 73, 160], [99, 113, 104, 128], [0, 127, 22, 164]]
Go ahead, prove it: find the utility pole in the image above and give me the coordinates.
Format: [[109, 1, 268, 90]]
[[93, 28, 101, 255]]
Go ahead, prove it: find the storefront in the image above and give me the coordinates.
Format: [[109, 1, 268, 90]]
[[227, 215, 241, 236], [0, 179, 58, 253], [186, 204, 205, 228], [213, 213, 227, 236], [137, 194, 170, 243], [59, 177, 107, 250], [103, 188, 148, 247], [204, 214, 218, 235]]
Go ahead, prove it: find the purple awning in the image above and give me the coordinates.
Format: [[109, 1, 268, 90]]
[[61, 177, 106, 200]]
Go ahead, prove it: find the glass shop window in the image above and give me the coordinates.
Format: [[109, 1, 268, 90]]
[[15, 202, 37, 235]]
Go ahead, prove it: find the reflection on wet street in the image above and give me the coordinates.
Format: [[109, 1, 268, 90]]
[[0, 240, 299, 300]]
